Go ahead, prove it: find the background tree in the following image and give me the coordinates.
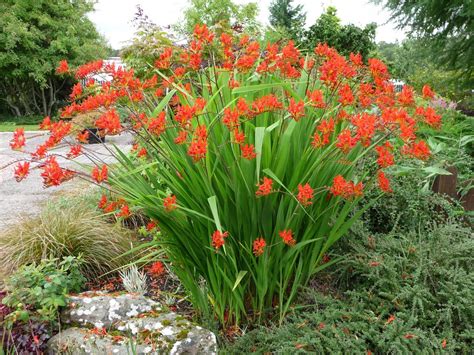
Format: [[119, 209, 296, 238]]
[[304, 6, 376, 58], [178, 0, 260, 36], [0, 0, 108, 117], [268, 0, 306, 43], [373, 0, 473, 84]]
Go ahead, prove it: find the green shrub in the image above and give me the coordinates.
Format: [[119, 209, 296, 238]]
[[0, 195, 136, 279], [2, 256, 85, 324], [225, 221, 473, 353]]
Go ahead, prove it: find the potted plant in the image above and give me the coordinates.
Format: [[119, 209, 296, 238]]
[[70, 110, 105, 144]]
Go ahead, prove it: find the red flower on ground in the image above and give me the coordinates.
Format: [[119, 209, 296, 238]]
[[297, 183, 314, 206], [14, 162, 30, 182], [253, 238, 266, 256], [91, 164, 108, 183], [10, 128, 26, 150], [256, 177, 273, 196], [149, 261, 165, 276], [163, 195, 177, 212], [211, 230, 229, 250], [279, 229, 296, 246]]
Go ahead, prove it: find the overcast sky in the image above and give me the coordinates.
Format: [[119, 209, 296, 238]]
[[88, 0, 406, 49]]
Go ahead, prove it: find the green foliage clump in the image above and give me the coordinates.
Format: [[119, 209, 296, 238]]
[[225, 221, 474, 353], [0, 194, 135, 279], [2, 256, 85, 323]]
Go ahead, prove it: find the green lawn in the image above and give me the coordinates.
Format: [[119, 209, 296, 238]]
[[0, 123, 39, 132]]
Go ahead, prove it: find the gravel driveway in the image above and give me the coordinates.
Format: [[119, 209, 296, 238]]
[[0, 131, 132, 230]]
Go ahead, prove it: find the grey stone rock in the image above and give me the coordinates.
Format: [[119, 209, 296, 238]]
[[47, 292, 217, 354], [63, 291, 160, 328]]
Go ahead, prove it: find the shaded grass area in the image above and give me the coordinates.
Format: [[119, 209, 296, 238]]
[[0, 114, 42, 132]]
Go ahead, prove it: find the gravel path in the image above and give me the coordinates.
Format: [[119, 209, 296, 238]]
[[0, 131, 132, 230]]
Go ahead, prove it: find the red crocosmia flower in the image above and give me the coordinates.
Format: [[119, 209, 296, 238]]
[[220, 32, 233, 47], [77, 130, 89, 143], [67, 145, 83, 158], [349, 52, 363, 66], [352, 113, 376, 147], [251, 94, 283, 115], [95, 109, 122, 135], [174, 130, 188, 144], [404, 334, 415, 340], [223, 108, 239, 129], [256, 177, 273, 196], [228, 78, 240, 88], [155, 88, 164, 97], [402, 140, 431, 160], [236, 97, 250, 116], [441, 339, 447, 349], [91, 164, 108, 183], [297, 183, 314, 206], [279, 229, 296, 246], [358, 83, 374, 107], [253, 238, 266, 256], [211, 230, 229, 250], [40, 116, 52, 130], [307, 89, 325, 108], [148, 112, 166, 136], [233, 129, 245, 144], [146, 221, 157, 231], [40, 157, 75, 187], [155, 47, 173, 69], [422, 85, 435, 99], [338, 84, 354, 106], [75, 60, 103, 79], [375, 143, 394, 168], [98, 195, 108, 209], [193, 24, 214, 43], [377, 171, 392, 193], [117, 204, 131, 218], [137, 147, 147, 158], [241, 144, 256, 160], [330, 175, 363, 199], [398, 85, 415, 106], [311, 133, 324, 148], [56, 60, 69, 74], [336, 129, 357, 153], [163, 194, 177, 212], [288, 98, 305, 121], [149, 261, 165, 276], [10, 128, 26, 150], [422, 107, 442, 128], [70, 82, 83, 100], [14, 162, 30, 182]]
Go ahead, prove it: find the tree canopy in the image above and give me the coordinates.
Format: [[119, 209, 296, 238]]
[[304, 6, 376, 58], [0, 0, 108, 117], [178, 0, 260, 36]]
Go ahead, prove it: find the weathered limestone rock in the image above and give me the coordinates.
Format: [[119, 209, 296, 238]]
[[47, 292, 217, 355]]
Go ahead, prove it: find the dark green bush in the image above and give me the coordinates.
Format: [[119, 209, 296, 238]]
[[224, 221, 473, 353]]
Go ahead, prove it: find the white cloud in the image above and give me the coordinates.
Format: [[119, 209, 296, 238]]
[[88, 0, 405, 49]]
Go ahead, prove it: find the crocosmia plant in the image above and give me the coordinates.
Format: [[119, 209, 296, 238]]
[[9, 24, 441, 326]]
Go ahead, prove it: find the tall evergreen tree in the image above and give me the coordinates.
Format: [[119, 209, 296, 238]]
[[268, 0, 306, 43]]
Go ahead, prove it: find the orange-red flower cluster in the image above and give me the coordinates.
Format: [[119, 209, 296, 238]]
[[279, 229, 296, 246], [10, 128, 26, 150], [163, 194, 177, 212], [212, 230, 229, 250], [256, 177, 273, 196], [253, 238, 266, 256], [297, 183, 314, 206], [40, 157, 75, 187], [330, 175, 363, 199]]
